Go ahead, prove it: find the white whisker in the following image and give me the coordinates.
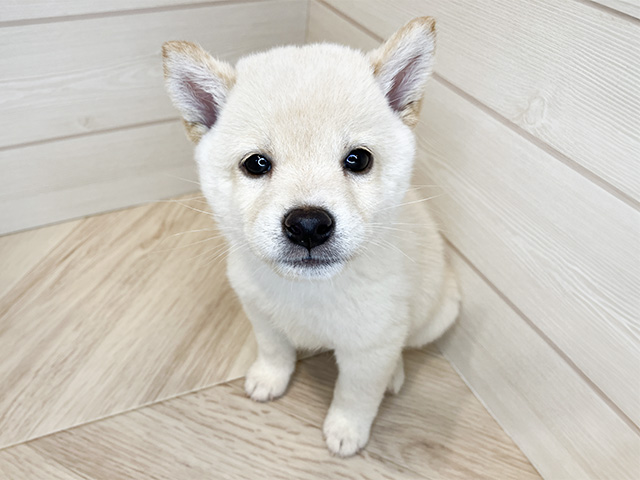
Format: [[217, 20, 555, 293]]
[[377, 194, 444, 212], [165, 228, 218, 238], [162, 173, 202, 187], [159, 200, 213, 216]]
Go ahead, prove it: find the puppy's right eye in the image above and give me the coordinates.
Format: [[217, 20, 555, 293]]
[[343, 148, 372, 173], [242, 154, 272, 176]]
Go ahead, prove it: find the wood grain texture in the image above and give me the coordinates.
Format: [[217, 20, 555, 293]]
[[0, 0, 237, 22], [593, 0, 640, 19], [240, 351, 540, 479], [309, 0, 640, 428], [322, 0, 640, 203], [0, 121, 198, 234], [0, 350, 539, 479], [0, 220, 80, 296], [0, 0, 306, 149], [0, 196, 256, 448], [307, 0, 377, 51], [440, 251, 640, 479], [0, 444, 84, 480], [414, 80, 640, 427]]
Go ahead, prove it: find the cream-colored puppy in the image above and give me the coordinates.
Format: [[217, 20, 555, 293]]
[[163, 17, 460, 457]]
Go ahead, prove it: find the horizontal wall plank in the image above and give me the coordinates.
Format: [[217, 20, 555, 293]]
[[308, 0, 640, 431], [0, 0, 306, 149], [307, 0, 377, 50], [0, 0, 232, 23], [0, 121, 198, 234], [440, 251, 640, 479], [322, 0, 640, 203]]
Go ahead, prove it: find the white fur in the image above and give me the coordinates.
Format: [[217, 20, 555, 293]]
[[164, 18, 460, 457]]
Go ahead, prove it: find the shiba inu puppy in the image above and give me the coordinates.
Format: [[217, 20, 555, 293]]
[[162, 17, 460, 457]]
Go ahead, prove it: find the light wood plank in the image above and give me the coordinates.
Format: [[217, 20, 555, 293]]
[[236, 350, 540, 479], [0, 219, 80, 296], [308, 0, 640, 436], [0, 444, 84, 480], [322, 0, 640, 202], [0, 350, 539, 479], [0, 0, 235, 22], [15, 383, 416, 479], [0, 196, 256, 448], [0, 121, 198, 234], [440, 251, 640, 479], [0, 0, 306, 149]]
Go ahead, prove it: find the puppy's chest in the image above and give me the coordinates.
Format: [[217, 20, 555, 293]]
[[257, 274, 408, 350]]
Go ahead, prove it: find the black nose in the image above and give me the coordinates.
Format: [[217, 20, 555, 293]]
[[283, 207, 334, 250]]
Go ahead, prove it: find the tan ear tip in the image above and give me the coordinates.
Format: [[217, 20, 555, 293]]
[[162, 41, 178, 59], [162, 40, 185, 56], [412, 16, 436, 34], [162, 40, 202, 59]]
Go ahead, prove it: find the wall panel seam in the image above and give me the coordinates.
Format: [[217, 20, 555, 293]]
[[444, 237, 640, 434], [432, 74, 640, 211], [314, 0, 640, 212], [0, 0, 273, 28], [575, 0, 640, 22], [0, 118, 181, 154]]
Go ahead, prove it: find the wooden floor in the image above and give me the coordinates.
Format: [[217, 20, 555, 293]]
[[0, 197, 540, 479]]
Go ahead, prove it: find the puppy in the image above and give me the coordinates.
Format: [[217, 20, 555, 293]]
[[162, 17, 460, 457]]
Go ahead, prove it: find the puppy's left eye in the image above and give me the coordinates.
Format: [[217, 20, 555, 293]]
[[343, 149, 372, 173], [243, 154, 272, 176]]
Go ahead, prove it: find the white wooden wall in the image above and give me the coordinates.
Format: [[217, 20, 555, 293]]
[[0, 0, 307, 234], [306, 1, 640, 478]]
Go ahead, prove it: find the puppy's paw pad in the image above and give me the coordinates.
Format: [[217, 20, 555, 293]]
[[323, 413, 369, 457], [244, 360, 292, 402]]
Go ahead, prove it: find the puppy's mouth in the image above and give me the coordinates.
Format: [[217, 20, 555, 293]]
[[281, 255, 342, 269]]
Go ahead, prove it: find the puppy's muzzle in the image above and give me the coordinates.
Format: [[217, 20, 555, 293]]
[[283, 207, 334, 251]]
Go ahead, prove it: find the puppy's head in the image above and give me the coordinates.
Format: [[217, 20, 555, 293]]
[[163, 18, 435, 280]]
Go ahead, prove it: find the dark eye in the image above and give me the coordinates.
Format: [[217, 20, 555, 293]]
[[343, 148, 372, 173], [243, 154, 272, 176]]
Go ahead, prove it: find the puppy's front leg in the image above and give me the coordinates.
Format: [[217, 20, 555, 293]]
[[324, 346, 402, 456], [243, 304, 296, 402]]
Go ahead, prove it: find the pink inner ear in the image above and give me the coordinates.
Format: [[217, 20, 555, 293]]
[[184, 77, 218, 128], [386, 54, 422, 112]]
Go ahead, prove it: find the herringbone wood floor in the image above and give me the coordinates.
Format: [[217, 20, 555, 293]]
[[0, 196, 539, 479]]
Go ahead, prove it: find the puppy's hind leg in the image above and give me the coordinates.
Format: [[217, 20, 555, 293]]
[[408, 267, 461, 348], [386, 354, 404, 395], [243, 303, 296, 402]]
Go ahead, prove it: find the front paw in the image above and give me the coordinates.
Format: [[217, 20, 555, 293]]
[[244, 359, 293, 402], [323, 410, 371, 457]]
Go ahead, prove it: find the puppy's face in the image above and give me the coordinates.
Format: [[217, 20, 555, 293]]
[[164, 19, 435, 280]]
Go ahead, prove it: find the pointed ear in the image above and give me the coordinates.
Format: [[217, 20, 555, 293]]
[[162, 41, 235, 143], [369, 17, 436, 127]]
